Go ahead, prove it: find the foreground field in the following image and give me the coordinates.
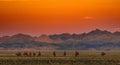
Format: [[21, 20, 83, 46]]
[[0, 50, 120, 65]]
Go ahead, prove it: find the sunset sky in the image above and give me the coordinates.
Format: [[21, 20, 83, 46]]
[[0, 0, 120, 36]]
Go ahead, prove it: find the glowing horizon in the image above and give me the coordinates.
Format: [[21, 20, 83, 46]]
[[0, 0, 120, 36]]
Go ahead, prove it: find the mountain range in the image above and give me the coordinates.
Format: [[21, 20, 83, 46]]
[[0, 29, 120, 50]]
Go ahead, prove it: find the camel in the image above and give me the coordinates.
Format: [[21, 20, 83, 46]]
[[101, 52, 106, 56], [37, 51, 41, 57], [16, 52, 22, 56], [53, 51, 56, 57], [63, 51, 66, 57], [75, 51, 79, 57]]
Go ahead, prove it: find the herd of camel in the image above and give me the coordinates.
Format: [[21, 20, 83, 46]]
[[16, 51, 106, 57]]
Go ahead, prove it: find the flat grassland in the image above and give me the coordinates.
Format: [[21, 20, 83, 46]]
[[0, 50, 120, 65]]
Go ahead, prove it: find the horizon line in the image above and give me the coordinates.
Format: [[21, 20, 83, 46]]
[[0, 29, 119, 37]]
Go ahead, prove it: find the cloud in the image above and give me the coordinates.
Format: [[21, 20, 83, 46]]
[[83, 16, 94, 20]]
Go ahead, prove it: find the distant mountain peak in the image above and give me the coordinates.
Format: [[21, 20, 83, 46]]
[[10, 33, 33, 41], [35, 34, 53, 43], [114, 31, 120, 35], [95, 29, 102, 31], [87, 29, 111, 36], [92, 29, 105, 32], [40, 34, 48, 37], [12, 33, 32, 38], [61, 33, 71, 35]]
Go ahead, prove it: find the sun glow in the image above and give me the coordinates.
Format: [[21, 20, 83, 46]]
[[0, 0, 120, 36]]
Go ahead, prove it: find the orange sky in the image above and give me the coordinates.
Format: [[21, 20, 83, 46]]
[[0, 0, 120, 36]]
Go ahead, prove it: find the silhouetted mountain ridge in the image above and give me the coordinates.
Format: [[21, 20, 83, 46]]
[[0, 29, 120, 50]]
